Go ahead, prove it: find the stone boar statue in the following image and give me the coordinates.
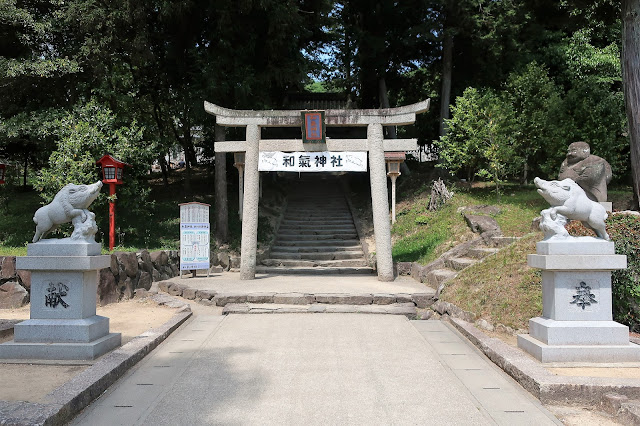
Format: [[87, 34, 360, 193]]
[[32, 181, 103, 242], [534, 177, 608, 240]]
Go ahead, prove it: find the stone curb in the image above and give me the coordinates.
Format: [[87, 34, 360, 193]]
[[0, 319, 21, 339], [0, 307, 192, 426], [601, 393, 640, 424], [446, 316, 640, 405], [157, 281, 435, 309], [222, 303, 417, 318]]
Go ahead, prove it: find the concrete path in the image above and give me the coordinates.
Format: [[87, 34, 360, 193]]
[[71, 313, 560, 425], [169, 273, 428, 295]]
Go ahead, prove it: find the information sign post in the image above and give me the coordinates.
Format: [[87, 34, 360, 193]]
[[179, 202, 211, 278]]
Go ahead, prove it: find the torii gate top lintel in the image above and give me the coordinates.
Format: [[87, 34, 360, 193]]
[[204, 99, 430, 127]]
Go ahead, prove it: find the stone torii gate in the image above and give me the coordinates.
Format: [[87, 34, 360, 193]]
[[205, 99, 430, 281]]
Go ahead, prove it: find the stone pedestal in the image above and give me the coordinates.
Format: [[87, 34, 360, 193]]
[[517, 238, 640, 363], [0, 242, 121, 360], [600, 201, 613, 213]]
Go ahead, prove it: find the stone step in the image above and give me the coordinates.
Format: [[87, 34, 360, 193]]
[[207, 291, 434, 307], [289, 196, 345, 201], [176, 285, 436, 309], [276, 233, 358, 241], [425, 268, 458, 287], [488, 236, 518, 248], [280, 219, 355, 225], [279, 228, 356, 235], [255, 266, 375, 275], [222, 303, 417, 318], [279, 224, 356, 231], [288, 200, 345, 203], [284, 213, 353, 219], [286, 206, 349, 210], [268, 251, 365, 261], [261, 259, 368, 267], [274, 239, 362, 247], [467, 247, 500, 259], [270, 245, 362, 253], [284, 217, 354, 223], [287, 206, 349, 209], [445, 257, 477, 271]]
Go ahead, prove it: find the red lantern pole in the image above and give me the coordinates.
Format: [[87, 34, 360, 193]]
[[109, 183, 116, 251], [96, 154, 131, 251]]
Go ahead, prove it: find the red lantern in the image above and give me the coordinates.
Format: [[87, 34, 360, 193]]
[[96, 154, 129, 185], [96, 154, 131, 250], [0, 163, 6, 185]]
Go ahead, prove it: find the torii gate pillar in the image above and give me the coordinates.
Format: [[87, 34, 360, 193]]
[[368, 123, 394, 281], [240, 124, 260, 279]]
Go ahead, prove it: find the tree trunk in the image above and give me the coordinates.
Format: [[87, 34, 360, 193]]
[[439, 31, 453, 137], [22, 151, 28, 188], [169, 122, 192, 195], [623, 0, 640, 209], [151, 103, 170, 186], [158, 155, 169, 187], [181, 119, 198, 167], [215, 125, 229, 242], [378, 76, 397, 139]]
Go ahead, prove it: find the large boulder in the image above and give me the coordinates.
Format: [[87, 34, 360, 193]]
[[117, 252, 139, 278], [150, 251, 169, 268], [463, 214, 501, 234], [16, 270, 31, 291], [0, 282, 29, 308], [109, 254, 120, 277], [140, 250, 153, 273], [122, 277, 135, 299], [1, 256, 16, 279], [169, 264, 179, 276], [137, 271, 152, 290], [98, 268, 119, 306]]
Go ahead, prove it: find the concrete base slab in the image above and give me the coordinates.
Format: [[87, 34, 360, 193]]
[[529, 317, 630, 346], [0, 333, 121, 360], [26, 242, 102, 257], [536, 238, 614, 255], [13, 315, 110, 343], [600, 202, 613, 213], [517, 334, 640, 363]]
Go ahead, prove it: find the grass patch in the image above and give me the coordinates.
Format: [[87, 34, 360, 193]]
[[392, 229, 447, 263], [390, 178, 547, 265], [440, 233, 542, 330]]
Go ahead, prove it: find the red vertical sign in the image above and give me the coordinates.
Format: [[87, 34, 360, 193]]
[[301, 111, 326, 143]]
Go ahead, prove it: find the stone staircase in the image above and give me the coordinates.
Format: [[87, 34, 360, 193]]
[[412, 235, 519, 294], [258, 178, 373, 275]]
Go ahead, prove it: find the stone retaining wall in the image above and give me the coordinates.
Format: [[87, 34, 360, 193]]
[[0, 256, 29, 309], [0, 250, 180, 308], [98, 250, 180, 305]]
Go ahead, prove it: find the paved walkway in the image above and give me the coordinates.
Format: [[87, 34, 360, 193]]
[[71, 312, 560, 425], [169, 273, 428, 295]]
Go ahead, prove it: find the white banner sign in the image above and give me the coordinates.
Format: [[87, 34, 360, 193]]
[[258, 151, 367, 172]]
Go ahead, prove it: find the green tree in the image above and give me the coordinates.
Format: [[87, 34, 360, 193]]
[[504, 62, 565, 181], [0, 0, 82, 183], [436, 87, 516, 198], [35, 101, 155, 246], [561, 30, 628, 177]]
